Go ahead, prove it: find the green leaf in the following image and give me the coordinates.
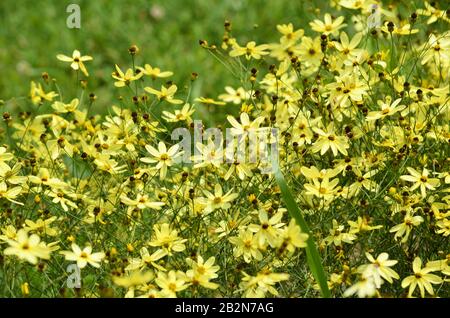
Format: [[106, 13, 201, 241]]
[[271, 155, 331, 298]]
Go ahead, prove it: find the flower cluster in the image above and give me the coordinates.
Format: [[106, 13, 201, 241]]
[[0, 1, 449, 298]]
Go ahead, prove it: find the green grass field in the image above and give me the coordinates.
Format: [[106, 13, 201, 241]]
[[0, 1, 319, 121]]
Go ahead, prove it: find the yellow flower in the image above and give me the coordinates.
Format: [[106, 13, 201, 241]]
[[60, 243, 105, 269], [0, 183, 23, 205], [227, 112, 265, 136], [279, 219, 308, 252], [229, 41, 270, 60], [121, 193, 165, 215], [400, 167, 440, 198], [359, 252, 399, 287], [145, 84, 183, 104], [185, 255, 220, 289], [194, 97, 226, 105], [23, 217, 58, 237], [4, 229, 52, 264], [112, 64, 143, 87], [113, 270, 154, 288], [239, 270, 289, 298], [148, 223, 187, 255], [309, 13, 346, 36], [125, 247, 167, 272], [401, 257, 443, 297], [276, 23, 304, 43], [93, 154, 127, 175], [366, 97, 406, 121], [298, 36, 323, 66], [229, 229, 262, 263], [323, 219, 356, 247], [248, 210, 284, 247], [343, 276, 377, 298], [52, 98, 79, 113], [140, 141, 182, 180], [348, 216, 382, 234], [191, 137, 224, 169], [198, 184, 238, 213], [162, 103, 195, 123], [304, 177, 340, 200], [389, 210, 423, 243], [334, 32, 363, 57], [417, 1, 450, 24], [311, 124, 350, 156], [381, 21, 419, 35], [155, 270, 188, 297], [138, 64, 173, 79], [30, 81, 58, 105], [56, 50, 93, 76], [420, 33, 450, 66], [218, 86, 249, 104]]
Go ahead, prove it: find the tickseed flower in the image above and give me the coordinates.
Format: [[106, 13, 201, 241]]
[[194, 97, 226, 105], [400, 167, 440, 198], [279, 219, 309, 253], [298, 36, 323, 66], [323, 220, 356, 247], [401, 257, 443, 297], [52, 98, 79, 113], [138, 64, 173, 79], [148, 223, 187, 255], [155, 270, 189, 298], [334, 32, 363, 57], [23, 217, 58, 237], [304, 178, 340, 200], [140, 141, 182, 180], [126, 247, 167, 272], [145, 84, 183, 104], [218, 86, 250, 104], [198, 184, 238, 213], [311, 124, 350, 156], [162, 103, 195, 123], [366, 97, 406, 121], [276, 23, 304, 43], [60, 243, 105, 269], [30, 81, 58, 105], [389, 210, 424, 243], [359, 253, 399, 288], [239, 270, 289, 298], [112, 64, 143, 87], [0, 183, 23, 205], [56, 50, 93, 76], [229, 229, 263, 263], [309, 13, 346, 35], [227, 112, 265, 136], [417, 1, 450, 24], [113, 270, 154, 288], [120, 193, 165, 214], [3, 229, 52, 264], [343, 276, 377, 298], [248, 210, 284, 247], [229, 41, 270, 60], [185, 255, 220, 289]]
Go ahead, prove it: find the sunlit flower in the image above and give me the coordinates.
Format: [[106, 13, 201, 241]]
[[57, 50, 93, 76]]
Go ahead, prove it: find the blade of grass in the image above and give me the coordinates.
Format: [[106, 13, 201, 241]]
[[271, 155, 331, 298]]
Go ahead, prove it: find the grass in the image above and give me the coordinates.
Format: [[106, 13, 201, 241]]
[[0, 0, 320, 123]]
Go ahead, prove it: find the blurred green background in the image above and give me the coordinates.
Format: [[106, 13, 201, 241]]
[[0, 0, 317, 120], [0, 0, 446, 122]]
